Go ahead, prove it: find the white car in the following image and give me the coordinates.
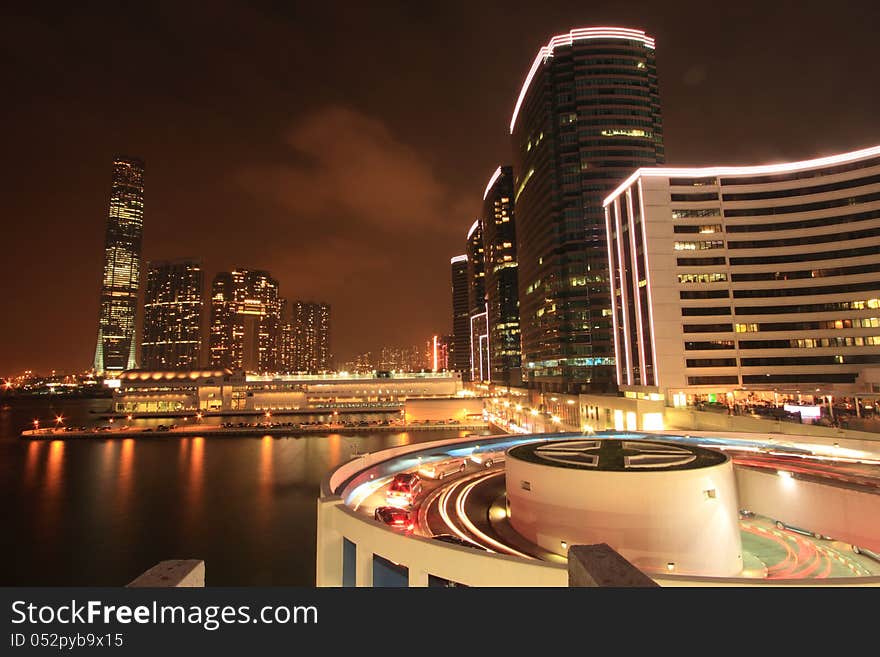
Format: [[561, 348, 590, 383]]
[[418, 458, 467, 480], [469, 445, 508, 468]]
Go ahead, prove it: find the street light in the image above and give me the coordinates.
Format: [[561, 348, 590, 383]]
[[33, 419, 39, 432]]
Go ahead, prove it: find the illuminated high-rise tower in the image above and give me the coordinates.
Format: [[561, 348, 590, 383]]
[[209, 269, 281, 372], [141, 259, 203, 370], [511, 27, 664, 393], [466, 220, 490, 381], [449, 255, 470, 375], [93, 156, 145, 374], [289, 301, 331, 373], [481, 166, 521, 386]]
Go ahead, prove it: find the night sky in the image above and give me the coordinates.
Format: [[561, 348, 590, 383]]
[[2, 0, 878, 374]]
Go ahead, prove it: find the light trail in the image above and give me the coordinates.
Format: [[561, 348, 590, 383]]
[[454, 473, 532, 558]]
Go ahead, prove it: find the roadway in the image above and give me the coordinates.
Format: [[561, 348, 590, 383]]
[[346, 432, 880, 580]]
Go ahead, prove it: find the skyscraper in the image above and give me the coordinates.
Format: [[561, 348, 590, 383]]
[[208, 269, 281, 372], [287, 301, 331, 373], [466, 220, 490, 381], [449, 255, 470, 374], [481, 166, 521, 386], [510, 27, 664, 393], [141, 259, 203, 370], [93, 156, 145, 374]]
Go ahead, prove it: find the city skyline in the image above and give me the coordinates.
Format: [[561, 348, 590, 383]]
[[3, 2, 880, 373]]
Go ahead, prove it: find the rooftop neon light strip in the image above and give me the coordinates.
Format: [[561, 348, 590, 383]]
[[483, 166, 502, 201], [450, 254, 468, 264], [603, 143, 880, 207], [510, 27, 655, 134], [467, 219, 480, 239]]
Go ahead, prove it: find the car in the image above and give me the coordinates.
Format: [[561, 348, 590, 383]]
[[418, 458, 467, 480], [469, 445, 508, 468], [773, 519, 826, 539], [156, 425, 170, 432], [373, 506, 414, 532], [431, 534, 488, 550], [385, 472, 422, 507]]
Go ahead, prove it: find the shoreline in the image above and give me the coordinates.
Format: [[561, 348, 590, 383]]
[[20, 422, 490, 440]]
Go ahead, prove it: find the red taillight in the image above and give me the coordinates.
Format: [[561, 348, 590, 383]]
[[393, 518, 404, 525]]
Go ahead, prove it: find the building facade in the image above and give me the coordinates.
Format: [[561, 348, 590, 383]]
[[141, 259, 203, 370], [208, 269, 281, 372], [604, 144, 880, 404], [510, 27, 664, 393], [481, 166, 521, 386], [449, 255, 471, 374], [94, 156, 145, 374]]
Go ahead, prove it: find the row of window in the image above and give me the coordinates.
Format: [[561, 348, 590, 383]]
[[730, 261, 880, 282], [671, 208, 721, 219], [726, 207, 880, 233], [727, 224, 880, 249], [735, 297, 880, 315], [677, 272, 727, 283], [670, 192, 719, 202], [674, 240, 724, 251], [721, 171, 880, 201], [670, 249, 880, 269], [734, 317, 880, 332], [686, 373, 858, 385], [686, 354, 880, 367], [673, 224, 723, 234], [723, 189, 880, 217], [680, 290, 730, 299], [683, 309, 880, 333], [732, 279, 880, 299], [739, 336, 880, 348], [681, 306, 731, 316], [685, 335, 880, 349]]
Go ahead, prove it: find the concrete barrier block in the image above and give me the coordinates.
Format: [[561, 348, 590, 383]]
[[568, 544, 658, 587], [127, 560, 206, 587]]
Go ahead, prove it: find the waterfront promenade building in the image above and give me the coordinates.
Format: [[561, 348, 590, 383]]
[[93, 156, 145, 374], [112, 369, 463, 414], [141, 259, 203, 370], [209, 269, 281, 373], [603, 143, 880, 406], [481, 166, 521, 387], [450, 255, 471, 375], [510, 27, 665, 394]]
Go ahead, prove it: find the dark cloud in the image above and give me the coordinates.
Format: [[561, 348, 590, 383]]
[[237, 106, 451, 234]]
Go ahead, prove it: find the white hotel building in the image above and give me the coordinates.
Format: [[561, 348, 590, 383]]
[[603, 144, 880, 406]]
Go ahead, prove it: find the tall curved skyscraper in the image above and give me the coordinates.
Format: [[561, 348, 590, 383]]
[[510, 27, 664, 393], [94, 156, 145, 375]]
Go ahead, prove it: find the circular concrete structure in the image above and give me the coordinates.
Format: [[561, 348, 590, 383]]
[[506, 439, 743, 576]]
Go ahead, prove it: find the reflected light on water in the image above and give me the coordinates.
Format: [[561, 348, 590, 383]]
[[328, 434, 340, 465], [258, 436, 274, 524], [46, 440, 64, 491], [24, 440, 42, 487], [116, 439, 135, 512], [187, 437, 204, 510]]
